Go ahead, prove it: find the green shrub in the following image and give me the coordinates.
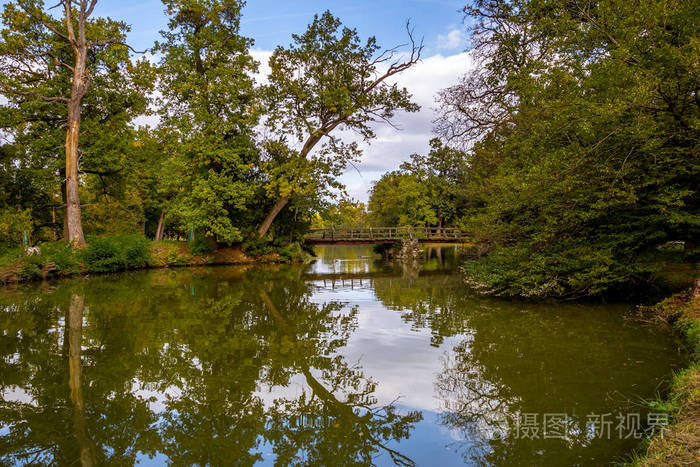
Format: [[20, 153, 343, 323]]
[[278, 243, 301, 261], [80, 234, 150, 273], [39, 242, 78, 274], [0, 208, 32, 245], [166, 246, 189, 265], [0, 246, 24, 267], [119, 234, 150, 268], [190, 237, 212, 256], [18, 263, 41, 281], [80, 237, 122, 272], [242, 237, 274, 257]]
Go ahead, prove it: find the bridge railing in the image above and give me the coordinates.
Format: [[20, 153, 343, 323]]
[[305, 227, 468, 241]]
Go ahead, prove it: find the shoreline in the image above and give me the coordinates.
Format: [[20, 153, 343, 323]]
[[632, 283, 700, 466], [0, 241, 310, 285]]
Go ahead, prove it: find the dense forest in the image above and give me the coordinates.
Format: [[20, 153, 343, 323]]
[[1, 0, 698, 299]]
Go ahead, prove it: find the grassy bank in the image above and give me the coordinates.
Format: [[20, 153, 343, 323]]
[[632, 286, 700, 466], [0, 234, 311, 284]]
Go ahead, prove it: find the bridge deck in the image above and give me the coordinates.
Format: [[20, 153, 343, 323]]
[[304, 227, 469, 244]]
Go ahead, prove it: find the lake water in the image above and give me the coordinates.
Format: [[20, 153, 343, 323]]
[[0, 245, 687, 466]]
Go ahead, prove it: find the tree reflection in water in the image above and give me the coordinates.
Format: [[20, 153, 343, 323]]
[[0, 267, 421, 466], [0, 253, 685, 466], [68, 295, 96, 467], [369, 270, 684, 466], [259, 287, 421, 466]]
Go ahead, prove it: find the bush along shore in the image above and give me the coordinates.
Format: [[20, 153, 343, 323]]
[[0, 234, 313, 284], [631, 282, 700, 466]]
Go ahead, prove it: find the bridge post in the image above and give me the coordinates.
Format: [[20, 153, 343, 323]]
[[369, 227, 373, 240]]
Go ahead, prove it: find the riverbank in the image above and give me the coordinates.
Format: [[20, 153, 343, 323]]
[[0, 236, 311, 284], [633, 284, 700, 466]]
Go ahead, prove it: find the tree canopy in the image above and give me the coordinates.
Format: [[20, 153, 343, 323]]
[[154, 0, 260, 243], [0, 4, 421, 249], [368, 139, 468, 228], [256, 10, 422, 237], [434, 0, 699, 298]]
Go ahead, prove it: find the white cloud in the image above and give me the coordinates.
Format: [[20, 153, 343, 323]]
[[250, 49, 273, 83], [339, 52, 473, 201], [436, 28, 466, 51]]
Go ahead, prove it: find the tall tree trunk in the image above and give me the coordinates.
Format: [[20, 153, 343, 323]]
[[65, 100, 85, 246], [257, 196, 289, 238], [63, 1, 91, 247], [155, 208, 166, 241], [68, 294, 96, 467]]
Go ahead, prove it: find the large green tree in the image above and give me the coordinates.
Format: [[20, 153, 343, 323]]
[[437, 0, 699, 298], [0, 0, 152, 246], [257, 11, 422, 238], [0, 0, 153, 245], [368, 139, 467, 228], [154, 0, 259, 243], [368, 171, 436, 227], [399, 138, 468, 229]]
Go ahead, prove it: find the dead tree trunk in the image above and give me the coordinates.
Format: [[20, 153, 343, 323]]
[[63, 1, 96, 247], [65, 96, 86, 246], [5, 1, 125, 246], [60, 172, 69, 240]]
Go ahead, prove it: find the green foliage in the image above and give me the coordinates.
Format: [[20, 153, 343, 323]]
[[278, 243, 302, 262], [189, 236, 212, 256], [436, 0, 700, 298], [165, 244, 190, 266], [242, 236, 275, 258], [400, 139, 468, 227], [0, 207, 32, 245], [80, 237, 123, 273], [368, 139, 468, 228], [311, 198, 368, 229], [17, 263, 41, 281], [0, 246, 23, 267], [80, 234, 150, 273], [154, 0, 259, 243], [39, 242, 78, 275], [368, 171, 436, 227]]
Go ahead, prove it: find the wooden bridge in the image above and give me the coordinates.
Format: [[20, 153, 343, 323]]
[[304, 227, 469, 245]]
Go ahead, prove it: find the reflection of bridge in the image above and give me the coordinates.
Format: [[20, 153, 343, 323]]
[[302, 270, 449, 281], [302, 270, 455, 289], [305, 227, 469, 245]]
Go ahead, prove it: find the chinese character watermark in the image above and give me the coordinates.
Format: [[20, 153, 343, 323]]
[[512, 412, 668, 440]]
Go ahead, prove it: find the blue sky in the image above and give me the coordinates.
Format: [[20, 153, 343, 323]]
[[91, 0, 469, 55], [4, 0, 474, 201]]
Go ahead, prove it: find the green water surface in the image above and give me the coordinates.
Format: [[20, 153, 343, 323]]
[[0, 245, 687, 466]]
